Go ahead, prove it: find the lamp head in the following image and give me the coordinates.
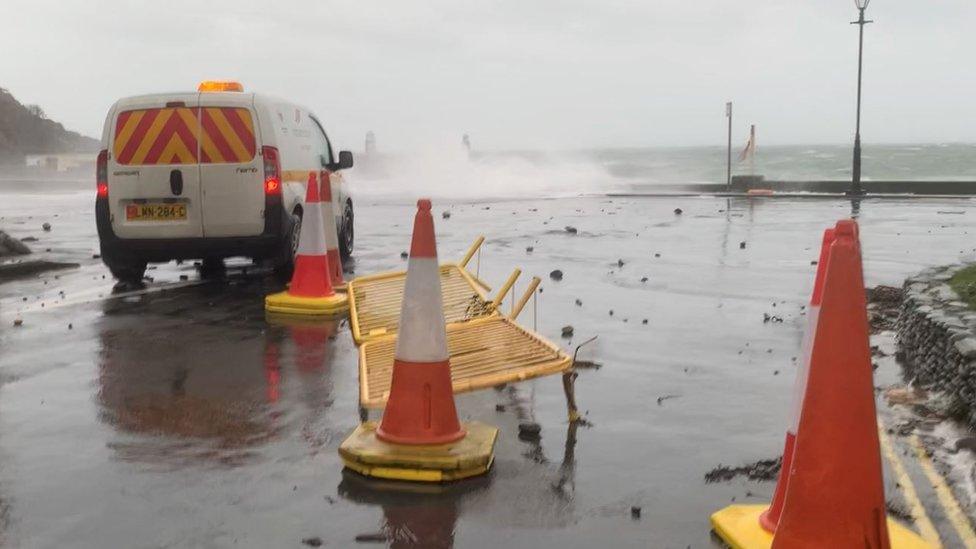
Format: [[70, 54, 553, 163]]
[[854, 0, 870, 9]]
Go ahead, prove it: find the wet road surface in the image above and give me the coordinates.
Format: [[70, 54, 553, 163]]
[[2, 185, 976, 547]]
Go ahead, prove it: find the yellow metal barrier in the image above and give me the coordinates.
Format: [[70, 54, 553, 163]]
[[347, 237, 490, 345], [358, 315, 572, 409], [510, 276, 540, 320], [458, 235, 485, 269]]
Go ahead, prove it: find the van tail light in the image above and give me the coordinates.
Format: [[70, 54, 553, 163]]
[[96, 149, 109, 198], [262, 146, 282, 195]]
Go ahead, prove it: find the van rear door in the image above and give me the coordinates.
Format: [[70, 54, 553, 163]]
[[109, 94, 203, 239], [197, 94, 264, 237]]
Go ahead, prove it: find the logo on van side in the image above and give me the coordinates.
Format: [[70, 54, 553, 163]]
[[236, 167, 258, 174], [114, 170, 140, 176]]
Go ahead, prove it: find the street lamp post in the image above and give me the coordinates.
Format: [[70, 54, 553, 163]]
[[726, 101, 732, 190], [848, 0, 873, 196]]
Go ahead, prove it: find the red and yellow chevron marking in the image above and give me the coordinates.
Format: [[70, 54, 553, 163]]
[[200, 107, 255, 164], [114, 107, 200, 165], [113, 107, 255, 165]]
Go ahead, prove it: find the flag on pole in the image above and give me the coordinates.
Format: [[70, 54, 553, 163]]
[[738, 124, 756, 163], [726, 102, 732, 117]]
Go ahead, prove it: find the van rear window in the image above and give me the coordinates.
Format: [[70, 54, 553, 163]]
[[113, 107, 255, 165]]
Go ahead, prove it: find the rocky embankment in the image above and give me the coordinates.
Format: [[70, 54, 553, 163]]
[[898, 265, 976, 426]]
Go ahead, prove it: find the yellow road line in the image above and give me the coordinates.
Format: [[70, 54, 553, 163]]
[[879, 426, 943, 547], [909, 434, 976, 548]]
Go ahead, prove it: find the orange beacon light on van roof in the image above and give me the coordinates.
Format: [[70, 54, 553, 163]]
[[197, 81, 244, 92]]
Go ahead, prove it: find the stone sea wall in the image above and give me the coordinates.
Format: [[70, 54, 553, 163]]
[[897, 264, 976, 426]]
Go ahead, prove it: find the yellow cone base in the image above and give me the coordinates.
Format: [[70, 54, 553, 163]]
[[264, 290, 349, 316], [339, 421, 498, 483], [710, 504, 932, 549]]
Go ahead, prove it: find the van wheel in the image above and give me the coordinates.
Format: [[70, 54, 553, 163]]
[[102, 249, 147, 283], [339, 201, 354, 260], [200, 258, 226, 280], [273, 211, 302, 281]]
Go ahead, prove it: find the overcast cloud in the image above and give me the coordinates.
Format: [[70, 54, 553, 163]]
[[2, 0, 974, 151]]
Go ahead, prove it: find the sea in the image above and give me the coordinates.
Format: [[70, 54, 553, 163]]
[[352, 143, 976, 199]]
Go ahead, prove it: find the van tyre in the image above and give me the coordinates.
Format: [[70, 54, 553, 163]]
[[101, 248, 147, 283], [200, 258, 226, 280], [273, 211, 302, 281], [339, 201, 354, 261]]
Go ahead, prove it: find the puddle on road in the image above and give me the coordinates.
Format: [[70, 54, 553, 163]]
[[2, 190, 976, 547]]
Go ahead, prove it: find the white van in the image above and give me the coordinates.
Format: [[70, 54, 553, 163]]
[[95, 81, 354, 282]]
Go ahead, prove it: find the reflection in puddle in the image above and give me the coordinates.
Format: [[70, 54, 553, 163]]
[[95, 300, 338, 468], [339, 470, 489, 549]]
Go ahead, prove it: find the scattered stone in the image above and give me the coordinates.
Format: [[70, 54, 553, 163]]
[[564, 226, 578, 235], [68, 323, 72, 330], [884, 386, 927, 406], [13, 318, 23, 327], [526, 246, 534, 253], [442, 211, 451, 219], [705, 457, 781, 483], [354, 533, 387, 543], [400, 251, 408, 259], [654, 253, 661, 258], [574, 298, 582, 306], [617, 259, 625, 267], [886, 501, 914, 524], [657, 394, 679, 405], [495, 404, 506, 412], [954, 437, 976, 453], [739, 241, 746, 249], [549, 269, 563, 281], [518, 422, 542, 441], [630, 506, 642, 519], [42, 222, 51, 232], [642, 319, 648, 324], [867, 285, 903, 306], [92, 253, 101, 259], [640, 276, 648, 283], [608, 309, 614, 316], [561, 325, 574, 338], [301, 537, 323, 547], [673, 208, 683, 215], [0, 230, 31, 256]]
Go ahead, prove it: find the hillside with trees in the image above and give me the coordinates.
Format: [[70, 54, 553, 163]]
[[0, 87, 99, 164]]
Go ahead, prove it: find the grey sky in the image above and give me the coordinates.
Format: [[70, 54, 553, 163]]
[[2, 0, 974, 151]]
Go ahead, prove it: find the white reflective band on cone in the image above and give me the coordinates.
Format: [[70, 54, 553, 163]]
[[789, 305, 820, 431], [395, 257, 449, 363], [297, 205, 327, 256], [321, 199, 341, 250]]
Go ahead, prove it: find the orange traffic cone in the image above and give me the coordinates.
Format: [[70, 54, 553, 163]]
[[711, 219, 930, 549], [772, 219, 889, 547], [375, 198, 465, 445], [339, 199, 497, 482], [319, 170, 345, 289], [265, 172, 349, 316], [759, 227, 835, 532]]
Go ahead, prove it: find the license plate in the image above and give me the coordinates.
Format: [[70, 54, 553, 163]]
[[126, 203, 187, 221]]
